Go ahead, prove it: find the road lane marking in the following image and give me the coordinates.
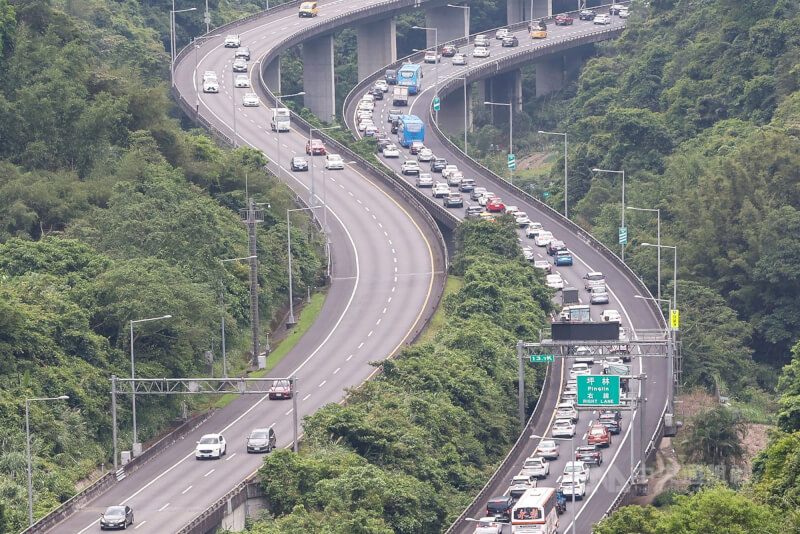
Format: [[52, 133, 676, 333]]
[[134, 521, 147, 529], [346, 354, 353, 361], [204, 469, 215, 477], [225, 452, 237, 461], [182, 485, 192, 494], [158, 503, 170, 512], [334, 367, 340, 374], [318, 380, 326, 387], [302, 394, 311, 401]]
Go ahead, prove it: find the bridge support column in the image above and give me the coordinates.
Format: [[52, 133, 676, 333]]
[[357, 17, 397, 82], [536, 56, 564, 96], [507, 0, 526, 23], [303, 34, 335, 122], [439, 82, 471, 141], [425, 6, 469, 47], [486, 71, 520, 121], [533, 0, 552, 18], [263, 57, 280, 93]]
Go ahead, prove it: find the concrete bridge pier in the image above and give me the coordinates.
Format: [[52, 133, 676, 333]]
[[508, 0, 552, 22], [536, 46, 586, 95], [357, 18, 397, 82], [302, 34, 335, 122], [263, 57, 280, 93], [484, 70, 523, 122], [438, 81, 472, 141], [424, 6, 469, 47]]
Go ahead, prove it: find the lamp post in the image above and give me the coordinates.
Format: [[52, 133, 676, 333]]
[[446, 3, 471, 40], [219, 256, 257, 378], [530, 433, 576, 534], [273, 91, 306, 180], [539, 130, 568, 217], [452, 76, 470, 156], [412, 26, 439, 123], [627, 206, 661, 301], [170, 6, 197, 86], [308, 125, 341, 206], [26, 395, 69, 526], [130, 314, 172, 446], [485, 101, 513, 184], [592, 168, 625, 261], [641, 243, 677, 312], [286, 207, 318, 327]]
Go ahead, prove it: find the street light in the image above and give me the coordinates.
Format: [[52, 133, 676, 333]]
[[530, 433, 576, 534], [130, 314, 172, 447], [539, 130, 568, 217], [592, 168, 625, 261], [452, 76, 469, 156], [170, 6, 197, 86], [446, 3, 471, 38], [273, 91, 306, 180], [286, 207, 318, 327], [26, 395, 69, 526], [412, 26, 439, 123], [219, 256, 257, 378], [640, 243, 677, 311], [486, 101, 513, 184], [627, 206, 661, 301], [309, 125, 340, 206]]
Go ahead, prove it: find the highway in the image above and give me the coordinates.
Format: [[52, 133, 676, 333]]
[[46, 1, 445, 532], [343, 9, 668, 533]]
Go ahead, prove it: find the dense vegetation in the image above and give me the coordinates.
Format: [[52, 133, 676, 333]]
[[0, 0, 324, 529], [241, 218, 553, 533]]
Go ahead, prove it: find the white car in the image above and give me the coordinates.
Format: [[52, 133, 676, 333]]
[[556, 401, 578, 422], [551, 418, 576, 438], [473, 517, 503, 534], [202, 70, 218, 82], [234, 74, 250, 88], [619, 7, 629, 18], [495, 28, 511, 40], [602, 309, 622, 322], [515, 211, 531, 227], [560, 478, 586, 500], [522, 246, 535, 262], [594, 13, 611, 24], [509, 474, 537, 498], [533, 260, 551, 272], [358, 119, 374, 132], [452, 53, 468, 66], [423, 50, 440, 63], [601, 356, 624, 371], [417, 148, 434, 162], [416, 173, 434, 187], [195, 433, 226, 459], [477, 191, 496, 206], [203, 79, 219, 93], [545, 274, 564, 289], [358, 101, 374, 112], [569, 362, 591, 379], [526, 222, 544, 238], [441, 164, 459, 179], [232, 57, 248, 72], [522, 456, 550, 478], [535, 231, 554, 246], [325, 154, 345, 170], [590, 285, 610, 305], [383, 144, 400, 158], [401, 160, 420, 175], [473, 46, 490, 58], [535, 439, 560, 459], [574, 346, 595, 365], [224, 34, 241, 48], [504, 205, 519, 215], [242, 93, 260, 107], [374, 79, 389, 92], [563, 461, 591, 483], [432, 183, 450, 198], [447, 171, 464, 187]]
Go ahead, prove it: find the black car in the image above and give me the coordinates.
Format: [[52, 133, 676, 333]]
[[290, 156, 308, 171], [579, 9, 596, 20], [598, 413, 621, 434], [501, 35, 519, 47], [377, 138, 392, 152], [246, 427, 276, 453], [486, 495, 514, 522], [100, 505, 134, 530], [370, 87, 384, 100], [575, 444, 603, 466], [465, 205, 483, 218], [600, 409, 623, 422], [430, 158, 447, 172], [546, 240, 567, 256], [459, 179, 476, 192], [391, 119, 400, 134], [441, 44, 459, 57]]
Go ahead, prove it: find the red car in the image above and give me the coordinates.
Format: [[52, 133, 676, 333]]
[[306, 138, 326, 156], [555, 15, 574, 25], [587, 424, 612, 447], [268, 379, 293, 399], [486, 197, 505, 212]]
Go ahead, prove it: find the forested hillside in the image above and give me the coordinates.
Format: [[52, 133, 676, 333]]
[[0, 0, 323, 530]]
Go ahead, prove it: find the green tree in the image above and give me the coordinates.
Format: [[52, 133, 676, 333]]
[[679, 406, 747, 481]]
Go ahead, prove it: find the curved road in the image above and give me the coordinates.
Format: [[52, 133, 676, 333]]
[[344, 10, 668, 533], [48, 1, 444, 532]]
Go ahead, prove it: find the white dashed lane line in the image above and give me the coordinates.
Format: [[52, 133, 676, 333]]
[[181, 486, 192, 495], [158, 503, 170, 512], [302, 394, 311, 401], [203, 469, 215, 477], [318, 380, 326, 388]]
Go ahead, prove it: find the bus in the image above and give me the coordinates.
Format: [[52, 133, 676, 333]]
[[397, 64, 423, 94], [511, 487, 559, 534], [397, 115, 425, 148]]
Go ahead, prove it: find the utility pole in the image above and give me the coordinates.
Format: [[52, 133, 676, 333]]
[[240, 198, 264, 365]]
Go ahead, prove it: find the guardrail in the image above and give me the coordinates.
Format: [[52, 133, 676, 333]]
[[21, 410, 214, 534]]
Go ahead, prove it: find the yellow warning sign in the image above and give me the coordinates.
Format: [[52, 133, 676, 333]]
[[670, 309, 679, 329]]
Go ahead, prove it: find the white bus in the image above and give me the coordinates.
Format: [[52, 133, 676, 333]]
[[511, 487, 559, 533]]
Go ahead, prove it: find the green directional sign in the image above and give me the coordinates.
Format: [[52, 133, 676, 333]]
[[433, 96, 441, 111], [542, 192, 551, 198], [530, 354, 555, 363], [508, 153, 516, 169], [619, 226, 628, 244], [577, 375, 621, 406]]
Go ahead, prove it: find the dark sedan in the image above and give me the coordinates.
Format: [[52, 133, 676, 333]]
[[579, 9, 596, 20], [100, 505, 133, 530], [290, 156, 308, 171], [575, 445, 603, 466], [598, 413, 621, 434], [501, 35, 519, 47]]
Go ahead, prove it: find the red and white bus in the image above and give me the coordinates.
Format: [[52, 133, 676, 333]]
[[511, 487, 559, 533]]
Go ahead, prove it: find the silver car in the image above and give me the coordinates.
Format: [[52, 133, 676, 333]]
[[242, 93, 259, 107], [590, 285, 610, 305]]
